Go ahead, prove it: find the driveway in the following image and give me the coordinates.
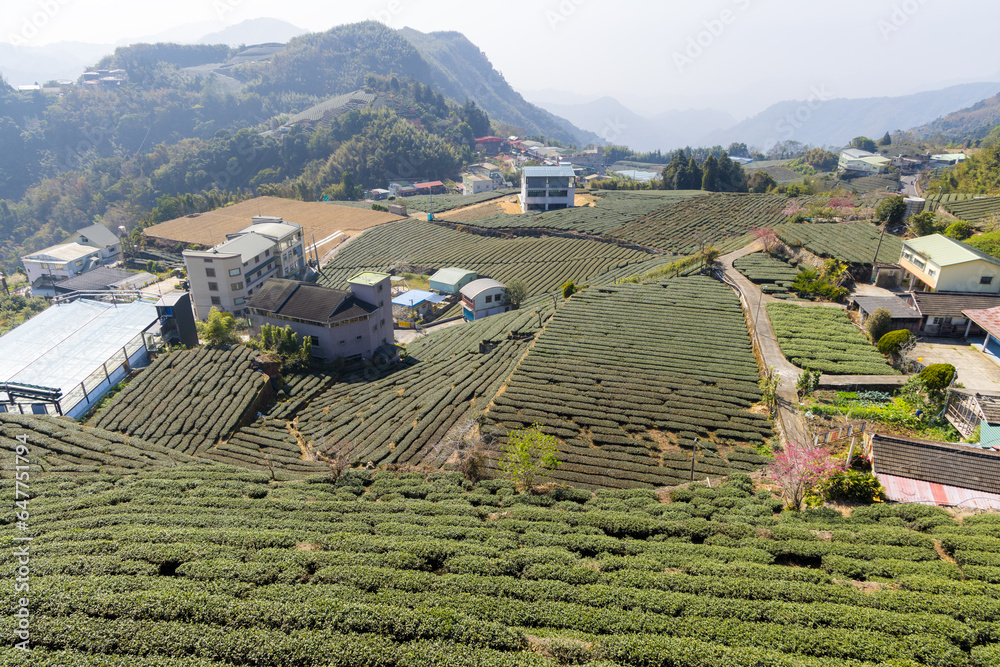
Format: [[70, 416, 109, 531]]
[[913, 340, 1000, 393], [901, 175, 919, 197]]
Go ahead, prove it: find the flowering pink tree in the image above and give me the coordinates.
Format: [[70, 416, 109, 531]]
[[769, 440, 844, 510], [782, 201, 805, 217], [753, 226, 779, 253]]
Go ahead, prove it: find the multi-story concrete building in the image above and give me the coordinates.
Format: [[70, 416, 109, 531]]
[[183, 216, 305, 320], [521, 166, 575, 212], [22, 243, 103, 296], [66, 223, 121, 264]]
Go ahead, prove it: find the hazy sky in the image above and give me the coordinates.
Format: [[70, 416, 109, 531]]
[[3, 0, 999, 117]]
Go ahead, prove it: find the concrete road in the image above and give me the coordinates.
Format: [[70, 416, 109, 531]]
[[913, 340, 1000, 393], [901, 175, 919, 197]]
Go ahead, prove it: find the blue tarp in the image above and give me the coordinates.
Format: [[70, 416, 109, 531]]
[[392, 289, 446, 308]]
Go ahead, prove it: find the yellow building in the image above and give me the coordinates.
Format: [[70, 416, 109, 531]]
[[900, 234, 1000, 294]]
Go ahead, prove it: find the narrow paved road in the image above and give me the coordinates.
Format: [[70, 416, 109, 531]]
[[718, 243, 811, 448]]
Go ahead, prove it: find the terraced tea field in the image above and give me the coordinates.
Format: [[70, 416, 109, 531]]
[[767, 302, 899, 375], [4, 466, 998, 666], [610, 193, 808, 254], [485, 277, 772, 488], [90, 346, 270, 455], [291, 301, 556, 469], [941, 196, 1000, 222], [733, 252, 799, 297], [404, 188, 518, 214], [777, 221, 903, 264], [316, 220, 653, 296]]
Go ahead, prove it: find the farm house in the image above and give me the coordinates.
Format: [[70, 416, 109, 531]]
[[0, 298, 159, 418], [429, 267, 477, 294], [461, 278, 508, 321]]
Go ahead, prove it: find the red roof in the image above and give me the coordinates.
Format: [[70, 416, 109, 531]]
[[475, 136, 502, 143], [413, 181, 444, 189], [962, 305, 1000, 338]]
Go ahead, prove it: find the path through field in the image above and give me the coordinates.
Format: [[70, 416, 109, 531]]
[[719, 242, 810, 448]]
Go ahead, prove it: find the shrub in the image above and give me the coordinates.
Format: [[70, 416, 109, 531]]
[[919, 364, 957, 393], [820, 470, 886, 504], [865, 308, 893, 344], [877, 329, 914, 356]]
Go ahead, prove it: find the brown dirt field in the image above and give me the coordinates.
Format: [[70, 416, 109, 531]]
[[444, 200, 508, 222], [143, 197, 404, 254]]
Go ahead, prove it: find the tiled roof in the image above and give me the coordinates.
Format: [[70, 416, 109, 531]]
[[247, 278, 374, 325], [978, 394, 1000, 424], [963, 305, 1000, 339], [53, 266, 135, 292], [871, 433, 1000, 495], [910, 292, 1000, 318]]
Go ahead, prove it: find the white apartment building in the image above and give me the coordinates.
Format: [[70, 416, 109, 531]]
[[183, 216, 305, 320], [521, 166, 576, 212]]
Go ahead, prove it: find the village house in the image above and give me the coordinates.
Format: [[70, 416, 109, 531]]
[[838, 148, 890, 173], [461, 278, 508, 321], [899, 234, 1000, 294], [429, 267, 477, 294], [22, 243, 104, 297], [66, 223, 121, 264], [247, 273, 395, 363]]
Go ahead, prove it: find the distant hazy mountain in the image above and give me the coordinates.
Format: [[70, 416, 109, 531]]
[[397, 28, 599, 146], [910, 92, 1000, 142], [702, 82, 1000, 149], [531, 94, 735, 152], [198, 18, 307, 47]]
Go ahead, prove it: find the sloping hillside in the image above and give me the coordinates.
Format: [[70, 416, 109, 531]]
[[911, 92, 1000, 143]]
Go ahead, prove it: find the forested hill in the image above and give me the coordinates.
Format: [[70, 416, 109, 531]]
[[241, 22, 594, 146], [911, 92, 1000, 145], [398, 27, 598, 146]]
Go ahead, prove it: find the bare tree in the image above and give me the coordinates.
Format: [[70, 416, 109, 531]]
[[433, 415, 493, 481]]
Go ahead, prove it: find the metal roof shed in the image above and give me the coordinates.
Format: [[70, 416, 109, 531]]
[[429, 267, 477, 294], [392, 289, 446, 309]]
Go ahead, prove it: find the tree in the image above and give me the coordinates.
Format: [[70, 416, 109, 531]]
[[753, 226, 779, 253], [907, 210, 938, 237], [864, 308, 893, 344], [702, 246, 720, 268], [850, 136, 877, 152], [878, 131, 892, 146], [874, 196, 906, 225], [502, 279, 528, 309], [769, 440, 844, 510], [247, 323, 312, 370], [197, 307, 238, 347], [701, 155, 720, 191], [727, 142, 750, 158], [758, 367, 779, 412], [499, 424, 561, 492], [942, 220, 974, 240], [561, 281, 578, 298], [748, 170, 776, 193]]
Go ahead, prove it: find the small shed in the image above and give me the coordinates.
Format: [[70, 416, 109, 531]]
[[391, 289, 446, 322], [429, 267, 477, 294], [848, 295, 922, 333]]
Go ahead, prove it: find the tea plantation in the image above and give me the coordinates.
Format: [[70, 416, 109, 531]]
[[1, 465, 998, 666]]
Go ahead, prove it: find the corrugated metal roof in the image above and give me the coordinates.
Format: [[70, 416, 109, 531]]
[[849, 295, 921, 320], [963, 305, 1000, 339], [905, 234, 1000, 268], [24, 242, 100, 262], [70, 223, 119, 247], [871, 433, 1000, 495], [877, 473, 1000, 510], [213, 233, 274, 263], [430, 267, 476, 286], [461, 278, 505, 298], [522, 166, 575, 177], [391, 289, 446, 308]]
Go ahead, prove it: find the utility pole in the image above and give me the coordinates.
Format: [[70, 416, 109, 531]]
[[872, 222, 887, 268], [689, 438, 700, 481]]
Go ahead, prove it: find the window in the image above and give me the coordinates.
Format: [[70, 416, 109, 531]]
[[356, 335, 363, 340], [204, 258, 213, 263], [264, 249, 270, 257], [378, 284, 383, 292], [234, 297, 246, 305], [208, 282, 218, 291], [379, 300, 384, 307], [231, 282, 243, 291], [211, 296, 221, 305], [380, 319, 385, 326], [229, 268, 241, 277], [485, 295, 492, 303], [205, 268, 216, 277], [339, 340, 345, 344], [309, 335, 319, 346], [373, 324, 378, 332], [982, 276, 994, 285]]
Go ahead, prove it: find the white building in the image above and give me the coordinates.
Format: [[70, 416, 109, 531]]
[[521, 166, 576, 213], [66, 223, 121, 264], [839, 148, 890, 174], [183, 216, 305, 320], [461, 278, 508, 321], [248, 273, 394, 362], [463, 173, 494, 195], [22, 243, 103, 296]]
